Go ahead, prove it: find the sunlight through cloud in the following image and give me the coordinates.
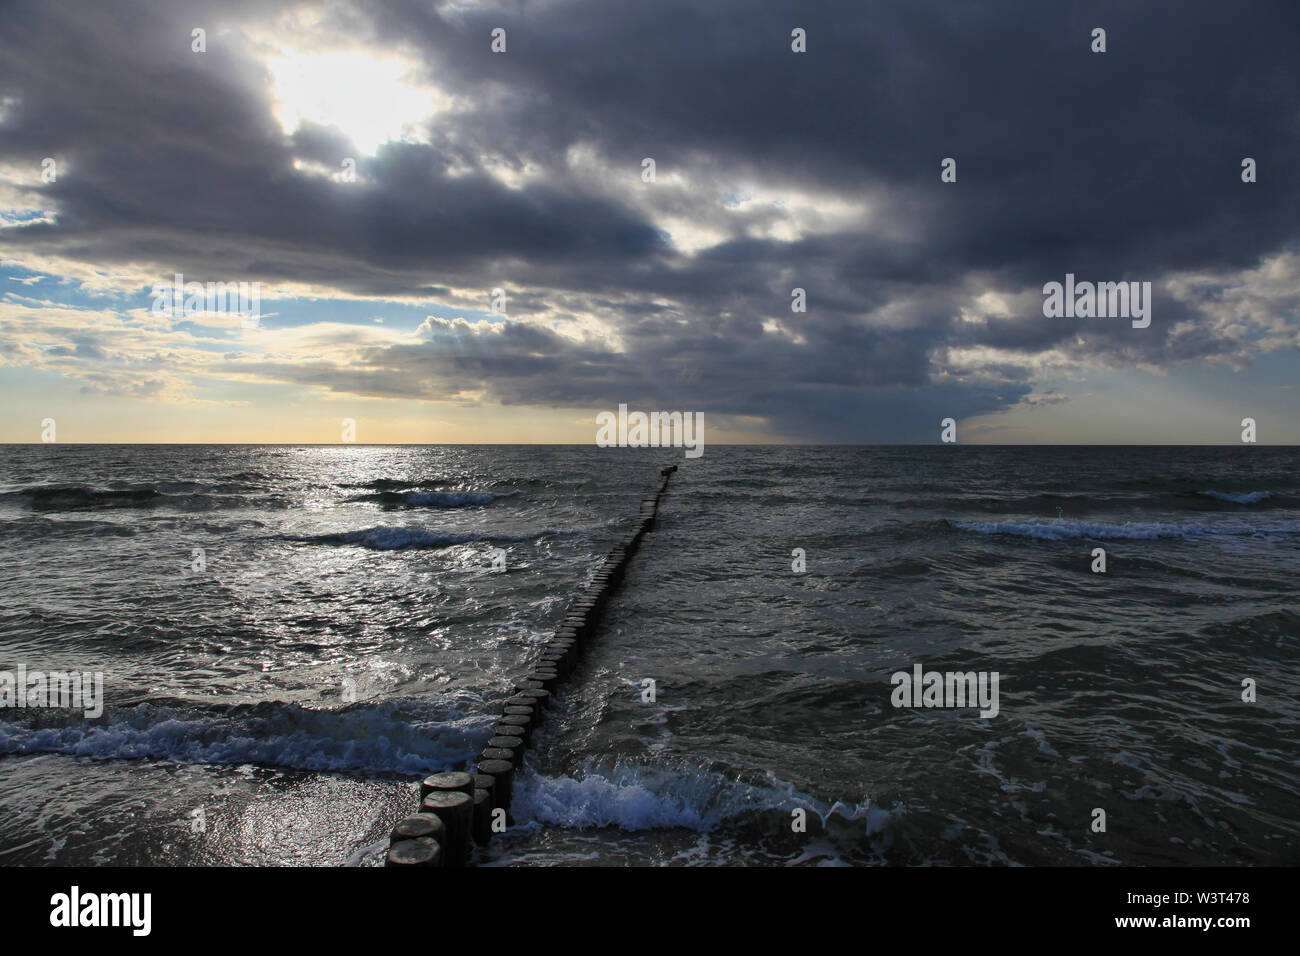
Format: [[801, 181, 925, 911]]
[[265, 51, 445, 155]]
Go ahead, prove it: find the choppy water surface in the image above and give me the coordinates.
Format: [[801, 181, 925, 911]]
[[0, 445, 1296, 865]]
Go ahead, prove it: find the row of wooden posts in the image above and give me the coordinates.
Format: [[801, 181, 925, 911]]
[[386, 465, 677, 867]]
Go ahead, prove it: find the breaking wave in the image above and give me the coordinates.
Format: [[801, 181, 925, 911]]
[[0, 697, 492, 775], [290, 524, 574, 550], [1199, 490, 1272, 504], [511, 760, 892, 834]]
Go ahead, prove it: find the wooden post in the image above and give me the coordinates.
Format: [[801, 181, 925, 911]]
[[386, 837, 442, 867], [420, 791, 473, 867]]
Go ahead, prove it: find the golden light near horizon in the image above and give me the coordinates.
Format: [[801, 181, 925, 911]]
[[265, 50, 445, 156]]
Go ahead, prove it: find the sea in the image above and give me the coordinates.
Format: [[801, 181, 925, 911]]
[[0, 444, 1296, 866]]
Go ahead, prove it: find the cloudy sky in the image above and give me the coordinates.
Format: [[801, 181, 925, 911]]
[[0, 0, 1296, 443]]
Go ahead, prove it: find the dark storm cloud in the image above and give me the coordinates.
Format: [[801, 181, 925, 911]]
[[0, 0, 1296, 439]]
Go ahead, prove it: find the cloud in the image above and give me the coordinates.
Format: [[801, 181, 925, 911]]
[[0, 0, 1296, 439]]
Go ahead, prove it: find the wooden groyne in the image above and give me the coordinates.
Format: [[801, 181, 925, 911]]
[[385, 465, 678, 867]]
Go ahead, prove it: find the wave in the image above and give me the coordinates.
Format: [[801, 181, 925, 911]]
[[0, 697, 492, 775], [888, 488, 1291, 513], [290, 524, 573, 551], [1199, 490, 1271, 505], [0, 515, 139, 539], [889, 491, 1102, 512], [340, 478, 446, 491], [217, 471, 275, 484], [347, 490, 516, 508], [0, 482, 273, 512], [511, 760, 892, 835], [1205, 608, 1300, 642], [0, 484, 163, 509], [948, 517, 1298, 540]]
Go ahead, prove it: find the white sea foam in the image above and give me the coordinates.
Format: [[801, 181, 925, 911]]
[[0, 698, 493, 774], [510, 761, 891, 834], [1199, 490, 1271, 504]]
